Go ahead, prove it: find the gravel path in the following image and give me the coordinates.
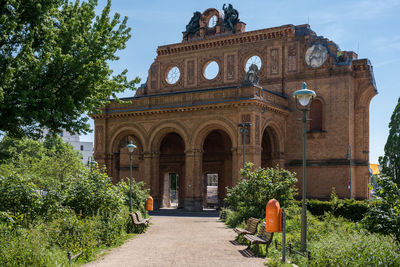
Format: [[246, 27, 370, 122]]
[[85, 211, 266, 267]]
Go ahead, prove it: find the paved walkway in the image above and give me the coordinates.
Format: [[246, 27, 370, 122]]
[[85, 210, 266, 267]]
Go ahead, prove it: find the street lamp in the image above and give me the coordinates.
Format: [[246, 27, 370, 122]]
[[293, 82, 316, 252], [88, 156, 97, 172], [238, 122, 252, 169], [126, 140, 137, 213]]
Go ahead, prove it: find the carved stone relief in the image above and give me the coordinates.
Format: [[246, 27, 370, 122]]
[[270, 48, 279, 74], [288, 44, 297, 72], [226, 54, 235, 80], [150, 63, 159, 90], [95, 126, 104, 152], [187, 60, 195, 85], [255, 115, 260, 145]]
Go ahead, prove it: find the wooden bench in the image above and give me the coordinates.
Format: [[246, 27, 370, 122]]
[[135, 211, 150, 225], [129, 212, 147, 232], [244, 222, 274, 256], [234, 217, 260, 238]]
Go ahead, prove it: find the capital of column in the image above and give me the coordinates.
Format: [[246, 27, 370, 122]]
[[184, 148, 203, 157]]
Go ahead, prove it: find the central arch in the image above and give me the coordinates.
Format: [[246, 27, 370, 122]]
[[202, 129, 233, 208], [159, 132, 185, 209]]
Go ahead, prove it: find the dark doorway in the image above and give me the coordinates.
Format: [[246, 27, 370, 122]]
[[202, 130, 232, 208], [261, 127, 279, 168], [159, 133, 185, 209]]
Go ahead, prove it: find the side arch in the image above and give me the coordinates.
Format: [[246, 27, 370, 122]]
[[108, 123, 148, 153]]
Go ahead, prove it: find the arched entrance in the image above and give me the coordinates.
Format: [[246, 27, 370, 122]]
[[261, 126, 280, 168], [202, 130, 232, 208], [159, 132, 185, 209], [112, 135, 144, 184]]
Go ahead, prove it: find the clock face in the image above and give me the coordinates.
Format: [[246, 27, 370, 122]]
[[305, 44, 328, 68]]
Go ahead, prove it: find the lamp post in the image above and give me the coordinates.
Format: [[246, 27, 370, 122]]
[[238, 122, 252, 169], [293, 82, 316, 252], [88, 156, 97, 172], [346, 144, 352, 199], [126, 140, 137, 213]]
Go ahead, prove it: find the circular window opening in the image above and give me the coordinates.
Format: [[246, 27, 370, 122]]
[[166, 66, 180, 84], [245, 55, 262, 71], [204, 61, 219, 80], [208, 15, 218, 28]]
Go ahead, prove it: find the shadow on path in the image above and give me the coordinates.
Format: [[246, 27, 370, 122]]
[[149, 208, 219, 217], [239, 249, 257, 258]]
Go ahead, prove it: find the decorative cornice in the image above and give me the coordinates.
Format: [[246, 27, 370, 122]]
[[91, 98, 289, 120], [156, 25, 296, 56]]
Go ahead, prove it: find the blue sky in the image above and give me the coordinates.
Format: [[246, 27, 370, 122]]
[[83, 0, 400, 164]]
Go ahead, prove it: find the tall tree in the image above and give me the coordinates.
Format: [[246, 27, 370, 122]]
[[0, 0, 139, 138], [379, 97, 400, 184]]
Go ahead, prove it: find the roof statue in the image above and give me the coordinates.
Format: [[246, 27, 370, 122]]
[[223, 4, 239, 33], [243, 64, 259, 86], [183, 11, 202, 38]]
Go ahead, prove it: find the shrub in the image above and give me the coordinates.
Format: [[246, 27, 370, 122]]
[[224, 209, 244, 228], [224, 163, 297, 226], [64, 169, 127, 217], [0, 223, 67, 266], [362, 174, 400, 242], [304, 230, 400, 267], [47, 211, 101, 259], [305, 199, 368, 221], [0, 173, 42, 226]]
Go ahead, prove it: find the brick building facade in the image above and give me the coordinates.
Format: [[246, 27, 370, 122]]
[[92, 7, 377, 211]]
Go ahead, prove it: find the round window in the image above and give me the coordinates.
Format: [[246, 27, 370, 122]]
[[208, 15, 218, 28], [166, 66, 180, 84], [245, 55, 262, 71], [204, 61, 219, 80]]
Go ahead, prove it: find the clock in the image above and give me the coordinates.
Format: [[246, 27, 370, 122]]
[[305, 44, 328, 68]]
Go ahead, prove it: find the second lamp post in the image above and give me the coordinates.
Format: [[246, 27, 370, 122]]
[[293, 82, 316, 253], [238, 122, 252, 169], [126, 140, 137, 213]]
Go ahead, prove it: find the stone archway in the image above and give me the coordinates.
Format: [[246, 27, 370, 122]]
[[159, 132, 185, 209], [202, 129, 233, 208], [111, 134, 144, 184], [261, 125, 282, 168]]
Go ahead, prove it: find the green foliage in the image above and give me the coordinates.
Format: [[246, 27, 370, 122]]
[[379, 97, 400, 185], [0, 0, 140, 137], [125, 178, 150, 212], [362, 174, 400, 242], [0, 225, 68, 267], [224, 163, 297, 224], [0, 135, 84, 189], [64, 168, 127, 217], [0, 173, 42, 225], [47, 211, 101, 258], [304, 230, 400, 267], [260, 206, 400, 267], [305, 199, 369, 221]]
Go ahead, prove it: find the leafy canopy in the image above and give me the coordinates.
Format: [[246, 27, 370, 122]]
[[379, 97, 400, 184], [224, 163, 297, 220], [0, 134, 84, 189], [0, 0, 139, 137]]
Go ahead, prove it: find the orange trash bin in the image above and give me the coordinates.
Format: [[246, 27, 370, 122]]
[[266, 199, 282, 232], [146, 196, 153, 211]]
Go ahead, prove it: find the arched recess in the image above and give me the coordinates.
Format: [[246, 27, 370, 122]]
[[108, 123, 148, 154], [158, 132, 186, 209], [201, 129, 233, 208], [309, 98, 324, 132], [148, 121, 190, 152], [110, 132, 145, 184], [261, 121, 284, 168]]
